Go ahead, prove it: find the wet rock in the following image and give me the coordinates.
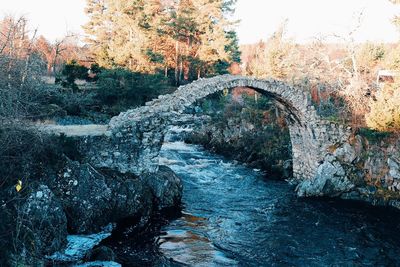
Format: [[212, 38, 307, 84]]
[[340, 190, 361, 200], [103, 169, 153, 228], [49, 160, 153, 234], [85, 246, 115, 262], [47, 224, 113, 263], [21, 185, 67, 256], [145, 165, 183, 211], [389, 200, 400, 209], [49, 160, 112, 233], [282, 160, 293, 179]]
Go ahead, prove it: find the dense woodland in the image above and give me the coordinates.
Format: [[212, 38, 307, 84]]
[[83, 0, 240, 82], [1, 0, 400, 264]]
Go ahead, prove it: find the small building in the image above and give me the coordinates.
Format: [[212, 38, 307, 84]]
[[377, 70, 399, 89]]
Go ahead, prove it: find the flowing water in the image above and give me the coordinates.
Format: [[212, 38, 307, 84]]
[[106, 129, 400, 267]]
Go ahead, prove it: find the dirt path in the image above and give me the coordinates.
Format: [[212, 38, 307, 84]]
[[38, 124, 110, 137]]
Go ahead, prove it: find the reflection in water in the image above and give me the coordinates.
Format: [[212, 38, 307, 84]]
[[159, 213, 237, 266], [106, 129, 400, 266]]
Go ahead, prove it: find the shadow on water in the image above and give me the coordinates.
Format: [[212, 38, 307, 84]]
[[104, 135, 400, 267]]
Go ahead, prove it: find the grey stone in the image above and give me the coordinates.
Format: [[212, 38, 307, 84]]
[[296, 159, 354, 197], [387, 157, 400, 182], [334, 142, 357, 163], [388, 157, 400, 170], [49, 160, 153, 234], [21, 185, 67, 256], [390, 169, 400, 180], [144, 166, 183, 211]]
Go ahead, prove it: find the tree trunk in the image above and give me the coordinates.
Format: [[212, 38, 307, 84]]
[[7, 36, 14, 90], [20, 29, 37, 89], [179, 60, 183, 83], [47, 62, 52, 75], [175, 40, 179, 85], [183, 37, 190, 81]]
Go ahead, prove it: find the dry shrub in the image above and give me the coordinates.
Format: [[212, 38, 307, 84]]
[[366, 83, 400, 132], [340, 76, 371, 126], [0, 123, 68, 264]]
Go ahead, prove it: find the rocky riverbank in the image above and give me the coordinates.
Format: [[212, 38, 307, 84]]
[[298, 130, 400, 209], [0, 131, 182, 266]]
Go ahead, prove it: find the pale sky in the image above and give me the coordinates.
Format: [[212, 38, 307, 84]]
[[1, 0, 399, 44]]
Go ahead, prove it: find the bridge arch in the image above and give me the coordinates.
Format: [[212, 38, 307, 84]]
[[105, 75, 351, 193]]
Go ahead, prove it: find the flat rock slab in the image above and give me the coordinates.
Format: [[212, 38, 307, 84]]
[[39, 124, 110, 137], [46, 224, 114, 263]]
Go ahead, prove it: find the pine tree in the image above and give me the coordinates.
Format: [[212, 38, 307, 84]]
[[83, 0, 238, 81], [83, 0, 113, 67]]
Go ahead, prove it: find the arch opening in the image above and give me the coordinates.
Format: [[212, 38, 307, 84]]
[[175, 86, 294, 178]]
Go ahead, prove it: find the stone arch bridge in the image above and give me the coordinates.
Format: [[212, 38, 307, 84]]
[[46, 75, 354, 197]]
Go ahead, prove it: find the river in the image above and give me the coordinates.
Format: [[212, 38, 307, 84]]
[[105, 129, 400, 266]]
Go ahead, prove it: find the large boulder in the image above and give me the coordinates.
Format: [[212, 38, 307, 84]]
[[49, 160, 153, 234], [144, 165, 183, 211], [20, 185, 68, 256], [296, 155, 354, 197]]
